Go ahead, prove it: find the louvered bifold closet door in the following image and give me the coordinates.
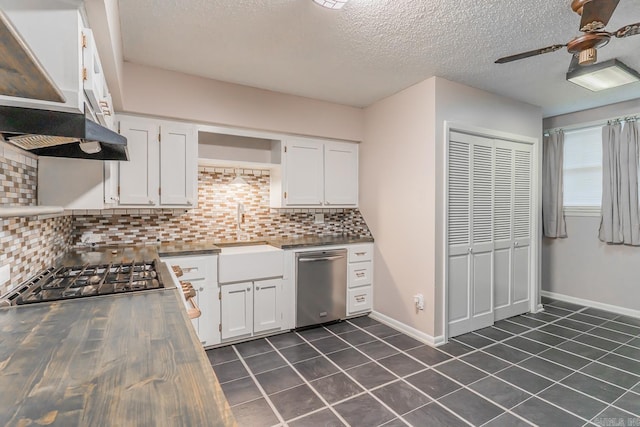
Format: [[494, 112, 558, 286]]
[[448, 132, 495, 338], [493, 140, 532, 320], [512, 143, 533, 311]]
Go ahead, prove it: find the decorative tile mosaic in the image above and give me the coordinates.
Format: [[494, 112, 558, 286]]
[[72, 168, 372, 246], [0, 216, 73, 294], [0, 143, 72, 294]]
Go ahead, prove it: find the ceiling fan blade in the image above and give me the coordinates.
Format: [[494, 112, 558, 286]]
[[580, 0, 620, 31], [567, 53, 580, 73], [613, 22, 640, 38], [495, 44, 566, 64]]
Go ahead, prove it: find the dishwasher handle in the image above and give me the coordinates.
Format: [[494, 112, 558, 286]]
[[298, 255, 345, 262]]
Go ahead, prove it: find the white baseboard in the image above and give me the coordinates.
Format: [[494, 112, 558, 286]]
[[541, 290, 640, 319], [369, 311, 446, 347]]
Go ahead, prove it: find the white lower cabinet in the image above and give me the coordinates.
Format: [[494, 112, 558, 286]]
[[253, 279, 283, 334], [220, 278, 284, 341], [162, 254, 220, 347], [221, 282, 254, 340], [346, 244, 374, 315], [347, 286, 373, 314]]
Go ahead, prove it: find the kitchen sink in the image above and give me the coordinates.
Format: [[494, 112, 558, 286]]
[[218, 244, 284, 283]]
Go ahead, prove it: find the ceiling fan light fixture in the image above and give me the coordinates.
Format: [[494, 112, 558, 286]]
[[312, 0, 350, 10], [567, 59, 640, 91]]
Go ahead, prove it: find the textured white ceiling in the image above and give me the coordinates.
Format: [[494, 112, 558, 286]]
[[118, 0, 640, 117]]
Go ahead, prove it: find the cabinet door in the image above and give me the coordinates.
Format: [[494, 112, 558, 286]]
[[447, 133, 495, 338], [324, 141, 358, 206], [512, 145, 532, 311], [493, 141, 532, 321], [159, 123, 197, 206], [194, 279, 221, 347], [221, 282, 253, 340], [284, 138, 324, 206], [254, 279, 282, 334], [118, 120, 159, 206]]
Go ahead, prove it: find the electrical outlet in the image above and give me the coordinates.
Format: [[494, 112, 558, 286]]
[[0, 265, 10, 287], [314, 213, 325, 224]]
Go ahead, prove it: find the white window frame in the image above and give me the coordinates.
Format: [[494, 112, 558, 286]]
[[561, 125, 603, 217]]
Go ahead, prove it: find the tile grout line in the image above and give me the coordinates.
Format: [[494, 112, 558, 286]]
[[264, 334, 355, 427], [460, 306, 640, 422], [295, 325, 424, 427], [229, 345, 286, 427], [438, 313, 639, 424], [342, 321, 539, 427], [214, 305, 640, 427]]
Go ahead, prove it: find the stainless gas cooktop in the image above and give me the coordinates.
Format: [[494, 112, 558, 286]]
[[0, 260, 164, 307]]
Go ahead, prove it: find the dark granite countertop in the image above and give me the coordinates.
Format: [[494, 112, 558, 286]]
[[157, 241, 222, 257], [268, 235, 374, 249], [60, 245, 161, 266], [0, 286, 236, 426], [65, 236, 374, 263]]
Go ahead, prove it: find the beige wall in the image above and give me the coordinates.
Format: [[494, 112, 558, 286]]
[[433, 78, 543, 336], [361, 76, 542, 340], [360, 78, 437, 335], [542, 101, 640, 312], [121, 62, 364, 141]]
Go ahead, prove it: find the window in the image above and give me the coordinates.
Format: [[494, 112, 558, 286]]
[[563, 126, 602, 212]]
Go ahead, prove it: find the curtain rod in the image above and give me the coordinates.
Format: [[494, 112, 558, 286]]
[[544, 113, 639, 135]]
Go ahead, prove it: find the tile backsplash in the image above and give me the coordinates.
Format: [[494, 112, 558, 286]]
[[0, 143, 73, 295], [72, 167, 371, 246], [1, 154, 371, 294]]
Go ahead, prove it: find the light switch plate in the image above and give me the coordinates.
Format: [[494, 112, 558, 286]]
[[0, 265, 10, 287]]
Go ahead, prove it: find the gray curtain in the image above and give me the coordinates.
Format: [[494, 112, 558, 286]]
[[599, 120, 640, 245], [542, 131, 567, 238]]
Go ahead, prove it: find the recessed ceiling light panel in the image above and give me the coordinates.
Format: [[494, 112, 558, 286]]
[[567, 59, 640, 91], [312, 0, 350, 10]]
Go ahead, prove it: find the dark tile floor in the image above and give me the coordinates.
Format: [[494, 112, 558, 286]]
[[206, 298, 640, 426]]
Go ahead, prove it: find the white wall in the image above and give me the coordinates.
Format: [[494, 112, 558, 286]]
[[121, 62, 364, 142], [360, 78, 437, 335], [542, 217, 640, 311], [361, 76, 542, 339], [433, 78, 543, 336], [542, 100, 640, 313]]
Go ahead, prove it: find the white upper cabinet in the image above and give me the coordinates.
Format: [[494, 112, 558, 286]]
[[0, 5, 84, 112], [117, 120, 158, 206], [271, 138, 359, 208], [0, 2, 112, 123], [324, 141, 358, 206], [159, 123, 197, 206], [283, 138, 324, 206], [112, 115, 197, 208]]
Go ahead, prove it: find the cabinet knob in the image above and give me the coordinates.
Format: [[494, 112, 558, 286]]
[[148, 200, 154, 205], [199, 287, 204, 292], [514, 242, 519, 247], [256, 286, 260, 291], [187, 200, 193, 205], [468, 247, 473, 253], [325, 201, 331, 205], [111, 196, 119, 202], [246, 287, 251, 292]]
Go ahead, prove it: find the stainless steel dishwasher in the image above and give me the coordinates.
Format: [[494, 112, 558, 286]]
[[296, 249, 347, 328]]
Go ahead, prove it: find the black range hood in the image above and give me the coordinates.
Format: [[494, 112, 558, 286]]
[[0, 105, 128, 161]]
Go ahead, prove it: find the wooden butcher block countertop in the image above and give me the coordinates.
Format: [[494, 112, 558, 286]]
[[0, 286, 236, 427]]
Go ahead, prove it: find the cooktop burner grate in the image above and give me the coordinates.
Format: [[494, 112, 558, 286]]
[[10, 260, 163, 305]]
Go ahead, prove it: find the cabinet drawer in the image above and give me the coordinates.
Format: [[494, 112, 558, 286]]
[[348, 262, 372, 288], [164, 256, 213, 281], [348, 244, 373, 263], [347, 286, 372, 314]]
